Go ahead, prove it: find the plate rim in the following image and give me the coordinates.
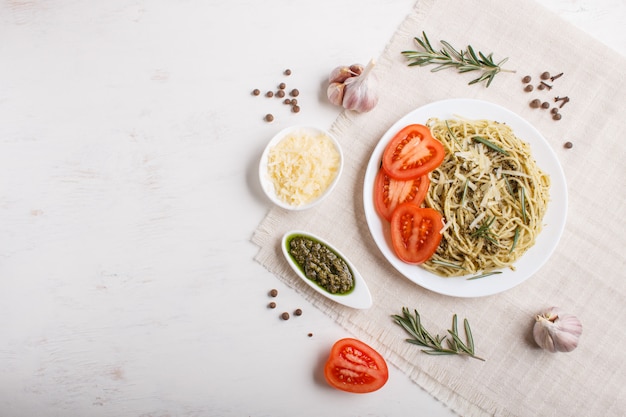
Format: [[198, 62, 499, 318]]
[[362, 98, 568, 298]]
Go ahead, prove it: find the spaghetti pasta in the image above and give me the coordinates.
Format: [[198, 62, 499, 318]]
[[422, 117, 550, 277]]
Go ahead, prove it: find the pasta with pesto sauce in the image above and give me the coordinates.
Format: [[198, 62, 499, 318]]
[[422, 117, 550, 277]]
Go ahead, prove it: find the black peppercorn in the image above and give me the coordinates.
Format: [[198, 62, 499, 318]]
[[284, 69, 292, 76], [564, 141, 573, 149], [540, 71, 550, 80], [294, 308, 303, 316], [522, 75, 532, 83], [252, 89, 260, 96], [530, 99, 541, 108], [281, 312, 290, 320], [290, 89, 299, 97], [264, 114, 274, 122], [524, 85, 534, 92], [269, 289, 278, 297], [268, 302, 276, 309]]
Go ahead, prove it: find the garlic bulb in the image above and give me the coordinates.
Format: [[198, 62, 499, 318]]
[[326, 59, 378, 113], [533, 307, 582, 353]]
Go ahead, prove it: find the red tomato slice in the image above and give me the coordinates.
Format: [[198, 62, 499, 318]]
[[390, 203, 443, 264], [324, 338, 389, 394], [374, 168, 430, 222], [382, 124, 445, 180]]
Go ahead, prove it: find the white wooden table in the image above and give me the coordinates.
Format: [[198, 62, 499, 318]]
[[1, 1, 623, 416]]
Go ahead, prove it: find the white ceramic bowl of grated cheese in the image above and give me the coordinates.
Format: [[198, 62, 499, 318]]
[[259, 125, 344, 210]]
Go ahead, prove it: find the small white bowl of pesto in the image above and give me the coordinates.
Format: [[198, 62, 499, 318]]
[[281, 230, 372, 309], [259, 126, 343, 210]]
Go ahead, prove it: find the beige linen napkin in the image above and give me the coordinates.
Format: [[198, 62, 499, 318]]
[[253, 0, 626, 415]]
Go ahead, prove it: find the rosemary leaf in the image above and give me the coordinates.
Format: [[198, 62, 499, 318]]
[[464, 318, 475, 354], [509, 226, 520, 253], [431, 259, 466, 270], [520, 187, 528, 224], [472, 136, 510, 155], [467, 271, 503, 280], [449, 315, 459, 351], [503, 173, 514, 196]]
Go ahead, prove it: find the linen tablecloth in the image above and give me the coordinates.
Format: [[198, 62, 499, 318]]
[[253, 0, 626, 415]]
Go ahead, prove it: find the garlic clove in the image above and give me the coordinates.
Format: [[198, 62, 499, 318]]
[[326, 82, 345, 107], [341, 60, 378, 113], [329, 66, 356, 84], [533, 307, 582, 353], [349, 64, 364, 76]]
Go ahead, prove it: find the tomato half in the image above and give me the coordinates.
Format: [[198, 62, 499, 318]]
[[324, 338, 389, 394], [374, 168, 430, 222], [382, 124, 445, 180], [390, 203, 443, 264]]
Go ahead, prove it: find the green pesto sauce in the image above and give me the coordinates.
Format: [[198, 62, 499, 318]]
[[286, 234, 355, 295]]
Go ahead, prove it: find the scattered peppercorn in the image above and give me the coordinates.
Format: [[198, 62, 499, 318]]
[[278, 82, 286, 89], [290, 99, 298, 105], [553, 113, 562, 121], [522, 75, 532, 83], [308, 333, 313, 337], [292, 105, 300, 113], [266, 91, 274, 98], [540, 71, 551, 80], [294, 308, 303, 316], [541, 101, 550, 109], [284, 69, 292, 76], [538, 83, 545, 91], [564, 141, 573, 148], [551, 107, 559, 115], [269, 289, 278, 297], [524, 85, 534, 92], [252, 89, 260, 96], [530, 99, 541, 108], [276, 90, 285, 98], [268, 302, 276, 309], [281, 312, 290, 320], [283, 99, 291, 105], [290, 89, 299, 97], [264, 114, 274, 122]]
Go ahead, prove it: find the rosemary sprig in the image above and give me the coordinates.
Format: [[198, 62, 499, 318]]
[[392, 307, 484, 361], [401, 32, 515, 87]]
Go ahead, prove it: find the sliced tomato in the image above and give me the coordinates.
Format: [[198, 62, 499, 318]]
[[390, 203, 443, 264], [382, 124, 445, 180], [324, 338, 389, 394], [374, 168, 430, 222]]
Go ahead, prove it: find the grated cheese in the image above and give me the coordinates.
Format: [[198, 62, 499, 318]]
[[267, 130, 340, 207]]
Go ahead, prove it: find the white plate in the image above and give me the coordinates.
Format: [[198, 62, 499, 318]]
[[282, 230, 373, 309], [363, 98, 568, 298]]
